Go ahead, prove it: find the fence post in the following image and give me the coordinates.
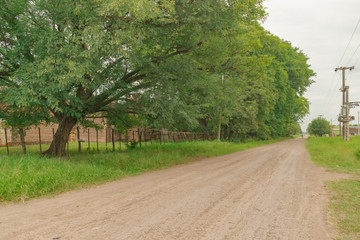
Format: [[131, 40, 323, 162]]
[[105, 127, 108, 152], [112, 128, 115, 152], [4, 128, 9, 155], [77, 126, 81, 153], [118, 130, 121, 151], [159, 131, 162, 145], [144, 129, 146, 146], [38, 127, 42, 154], [125, 131, 128, 148], [150, 130, 153, 144], [87, 128, 90, 153], [19, 128, 26, 154], [138, 128, 142, 147], [96, 129, 99, 152]]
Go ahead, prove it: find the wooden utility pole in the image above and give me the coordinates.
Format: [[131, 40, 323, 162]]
[[336, 66, 354, 141], [338, 114, 342, 137]]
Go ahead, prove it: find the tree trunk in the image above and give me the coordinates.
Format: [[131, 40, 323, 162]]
[[19, 128, 26, 154], [217, 111, 222, 141], [43, 116, 77, 156]]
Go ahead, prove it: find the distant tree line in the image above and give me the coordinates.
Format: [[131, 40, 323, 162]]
[[0, 0, 314, 156]]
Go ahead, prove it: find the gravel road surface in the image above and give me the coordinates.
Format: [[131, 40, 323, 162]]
[[0, 138, 344, 239]]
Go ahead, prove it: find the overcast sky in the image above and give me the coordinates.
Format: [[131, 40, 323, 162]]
[[262, 0, 360, 130]]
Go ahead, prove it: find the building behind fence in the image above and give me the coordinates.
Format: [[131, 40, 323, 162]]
[[0, 120, 214, 154]]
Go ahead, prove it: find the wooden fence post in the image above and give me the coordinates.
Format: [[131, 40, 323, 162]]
[[19, 128, 26, 154], [144, 129, 146, 146], [4, 128, 9, 155], [125, 131, 128, 148], [105, 128, 108, 152], [77, 126, 81, 153], [96, 129, 99, 152], [118, 130, 121, 151], [38, 127, 42, 154], [112, 128, 115, 152], [87, 128, 90, 153], [138, 128, 142, 147]]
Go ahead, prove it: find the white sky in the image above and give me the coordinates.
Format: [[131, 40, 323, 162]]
[[262, 0, 360, 130]]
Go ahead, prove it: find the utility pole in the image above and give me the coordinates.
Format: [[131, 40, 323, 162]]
[[336, 66, 355, 141], [338, 114, 342, 137]]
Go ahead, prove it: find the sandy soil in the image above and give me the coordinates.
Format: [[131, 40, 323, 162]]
[[0, 138, 346, 240]]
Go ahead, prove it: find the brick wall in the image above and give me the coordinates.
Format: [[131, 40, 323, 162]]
[[7, 123, 144, 145]]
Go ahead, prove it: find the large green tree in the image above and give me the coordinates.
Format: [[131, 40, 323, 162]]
[[140, 24, 314, 141], [193, 27, 314, 140], [307, 118, 330, 137], [0, 0, 265, 155]]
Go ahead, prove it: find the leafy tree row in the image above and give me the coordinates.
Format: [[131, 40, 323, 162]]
[[141, 25, 314, 140], [0, 0, 313, 156]]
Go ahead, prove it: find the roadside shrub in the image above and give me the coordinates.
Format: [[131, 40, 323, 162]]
[[355, 149, 360, 160]]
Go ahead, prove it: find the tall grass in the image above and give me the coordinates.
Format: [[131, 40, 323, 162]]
[[306, 136, 360, 172], [0, 138, 289, 203], [306, 136, 360, 240]]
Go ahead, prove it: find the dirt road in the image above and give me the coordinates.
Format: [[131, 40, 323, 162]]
[[0, 139, 344, 239]]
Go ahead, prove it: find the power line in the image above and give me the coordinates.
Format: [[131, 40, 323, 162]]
[[353, 53, 360, 67], [325, 16, 360, 107], [335, 66, 355, 141], [336, 17, 360, 67], [324, 71, 338, 105], [329, 71, 353, 106], [327, 71, 343, 106], [345, 42, 360, 66]]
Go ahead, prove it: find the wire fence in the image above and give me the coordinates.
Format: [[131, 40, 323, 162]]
[[0, 126, 214, 155]]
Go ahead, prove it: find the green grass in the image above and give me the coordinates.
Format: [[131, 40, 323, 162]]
[[0, 138, 289, 203], [306, 136, 360, 240], [332, 129, 340, 135], [306, 136, 360, 173], [0, 141, 127, 155]]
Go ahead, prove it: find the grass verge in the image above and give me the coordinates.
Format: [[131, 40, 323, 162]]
[[306, 136, 360, 240], [0, 138, 289, 203]]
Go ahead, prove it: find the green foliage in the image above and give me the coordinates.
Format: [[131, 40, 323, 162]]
[[126, 140, 138, 150], [0, 0, 267, 155], [307, 117, 330, 137], [355, 149, 360, 160], [0, 0, 312, 154]]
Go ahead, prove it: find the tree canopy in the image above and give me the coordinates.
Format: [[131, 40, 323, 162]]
[[307, 118, 330, 137], [0, 0, 314, 155]]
